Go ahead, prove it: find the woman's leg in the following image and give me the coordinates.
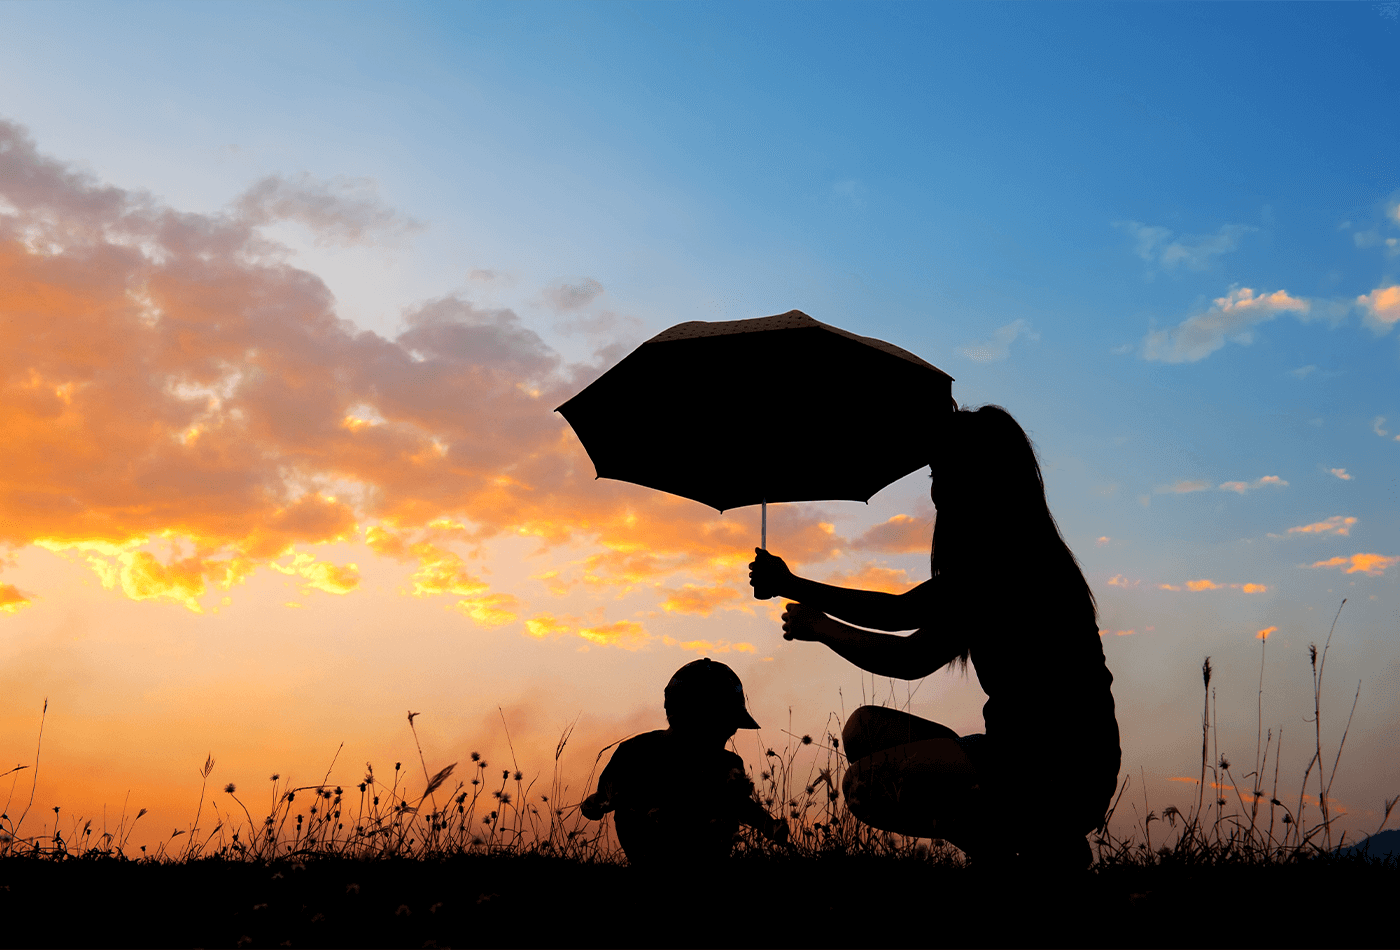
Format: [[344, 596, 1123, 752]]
[[839, 708, 979, 844], [841, 706, 959, 760]]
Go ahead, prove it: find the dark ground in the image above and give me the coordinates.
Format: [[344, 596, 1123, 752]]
[[1, 852, 1394, 948]]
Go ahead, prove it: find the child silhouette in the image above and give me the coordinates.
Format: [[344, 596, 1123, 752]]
[[582, 658, 787, 865]]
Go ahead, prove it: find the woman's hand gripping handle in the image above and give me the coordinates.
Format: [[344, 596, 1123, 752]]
[[748, 547, 795, 601]]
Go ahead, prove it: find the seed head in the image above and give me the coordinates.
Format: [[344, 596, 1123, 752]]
[[224, 783, 237, 794], [471, 751, 480, 762], [801, 734, 813, 745], [513, 770, 523, 781], [270, 774, 280, 782], [1219, 756, 1230, 771]]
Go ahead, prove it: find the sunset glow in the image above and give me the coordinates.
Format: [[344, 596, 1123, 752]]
[[1, 2, 1396, 854]]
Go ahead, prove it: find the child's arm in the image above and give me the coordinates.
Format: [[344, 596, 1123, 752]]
[[726, 758, 789, 843], [581, 787, 611, 821], [581, 748, 625, 820], [739, 795, 789, 844]]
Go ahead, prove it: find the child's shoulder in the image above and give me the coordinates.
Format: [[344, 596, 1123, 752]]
[[615, 728, 670, 751], [608, 729, 671, 763]]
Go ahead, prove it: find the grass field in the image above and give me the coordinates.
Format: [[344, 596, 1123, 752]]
[[3, 602, 1396, 948]]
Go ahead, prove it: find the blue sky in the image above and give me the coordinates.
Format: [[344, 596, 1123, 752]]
[[1, 1, 1396, 847]]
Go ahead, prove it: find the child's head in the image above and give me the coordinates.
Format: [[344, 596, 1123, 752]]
[[664, 658, 760, 737]]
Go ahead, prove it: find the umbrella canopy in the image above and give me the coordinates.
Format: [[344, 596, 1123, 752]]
[[556, 310, 954, 513]]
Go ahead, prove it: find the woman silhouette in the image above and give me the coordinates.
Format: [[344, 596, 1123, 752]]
[[749, 405, 1119, 867]]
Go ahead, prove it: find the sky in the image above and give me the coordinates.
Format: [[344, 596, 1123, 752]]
[[1, 1, 1397, 852]]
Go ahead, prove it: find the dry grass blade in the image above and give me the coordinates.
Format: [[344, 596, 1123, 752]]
[[422, 763, 456, 798]]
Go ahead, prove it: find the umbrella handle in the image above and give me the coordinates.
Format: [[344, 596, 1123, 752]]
[[761, 499, 767, 551]]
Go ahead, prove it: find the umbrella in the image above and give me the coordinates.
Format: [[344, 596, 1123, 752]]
[[555, 309, 954, 548]]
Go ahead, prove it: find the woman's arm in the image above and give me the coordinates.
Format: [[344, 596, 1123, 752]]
[[749, 549, 930, 631], [781, 604, 962, 680]]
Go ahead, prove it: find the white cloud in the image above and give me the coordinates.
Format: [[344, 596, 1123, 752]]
[[1141, 286, 1311, 363], [1116, 221, 1255, 271], [235, 173, 423, 247], [543, 277, 605, 312], [959, 319, 1039, 362], [1374, 416, 1389, 437]]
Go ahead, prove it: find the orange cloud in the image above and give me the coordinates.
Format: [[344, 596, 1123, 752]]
[[577, 619, 651, 650], [1155, 480, 1211, 494], [1256, 626, 1277, 640], [1308, 553, 1399, 577], [659, 636, 757, 654], [1143, 287, 1311, 363], [822, 563, 917, 595], [1328, 468, 1353, 481], [1218, 476, 1289, 494], [0, 583, 32, 613], [1286, 516, 1357, 537], [92, 551, 209, 613], [453, 593, 521, 626], [0, 120, 856, 615], [524, 613, 572, 639], [408, 543, 487, 597], [1356, 285, 1400, 334], [1107, 574, 1138, 588], [1158, 580, 1267, 594], [659, 584, 745, 617], [851, 513, 931, 554], [269, 552, 361, 595]]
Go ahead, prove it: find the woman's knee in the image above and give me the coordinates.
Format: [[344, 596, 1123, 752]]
[[840, 706, 881, 759]]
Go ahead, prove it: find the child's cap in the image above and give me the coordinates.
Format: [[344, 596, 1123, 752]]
[[664, 658, 761, 730]]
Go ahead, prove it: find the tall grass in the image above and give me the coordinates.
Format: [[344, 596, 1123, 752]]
[[1094, 599, 1398, 867], [2, 601, 1395, 867]]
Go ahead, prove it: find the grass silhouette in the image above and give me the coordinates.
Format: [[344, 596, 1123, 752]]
[[1, 600, 1396, 948]]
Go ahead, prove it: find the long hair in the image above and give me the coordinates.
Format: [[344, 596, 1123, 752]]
[[931, 405, 1097, 666]]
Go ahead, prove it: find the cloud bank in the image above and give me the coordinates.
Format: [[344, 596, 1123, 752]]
[[0, 120, 842, 630]]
